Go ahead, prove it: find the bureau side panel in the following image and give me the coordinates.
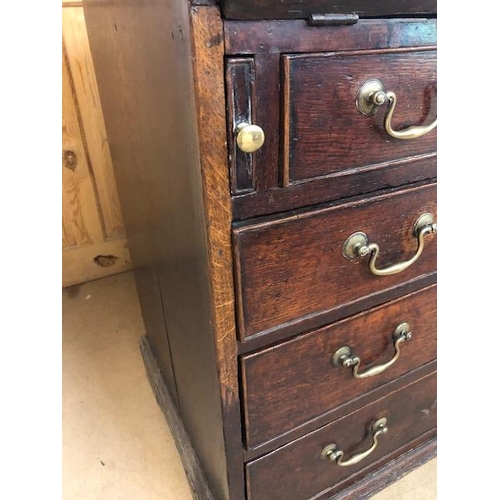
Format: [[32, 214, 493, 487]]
[[82, 1, 237, 499]]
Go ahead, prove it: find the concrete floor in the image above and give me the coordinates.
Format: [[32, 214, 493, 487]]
[[62, 271, 437, 499]]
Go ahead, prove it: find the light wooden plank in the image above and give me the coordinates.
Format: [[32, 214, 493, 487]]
[[62, 49, 103, 249], [62, 7, 125, 239], [62, 237, 131, 287]]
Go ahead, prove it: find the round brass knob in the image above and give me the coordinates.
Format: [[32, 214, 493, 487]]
[[235, 123, 265, 153]]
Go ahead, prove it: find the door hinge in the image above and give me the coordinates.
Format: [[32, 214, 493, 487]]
[[307, 13, 359, 26]]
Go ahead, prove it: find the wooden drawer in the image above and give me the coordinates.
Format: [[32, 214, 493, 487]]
[[233, 182, 436, 342], [242, 285, 436, 449], [225, 18, 437, 220], [282, 49, 436, 185], [246, 372, 437, 500]]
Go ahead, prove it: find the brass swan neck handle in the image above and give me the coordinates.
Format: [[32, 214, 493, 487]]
[[356, 78, 437, 140], [321, 418, 389, 467], [342, 213, 437, 277], [332, 323, 412, 379]]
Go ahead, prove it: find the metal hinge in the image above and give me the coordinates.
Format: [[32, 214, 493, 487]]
[[307, 13, 359, 26]]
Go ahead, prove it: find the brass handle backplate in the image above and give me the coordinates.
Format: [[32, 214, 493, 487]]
[[356, 78, 437, 140], [321, 418, 389, 467], [332, 322, 412, 379], [342, 213, 437, 276], [235, 122, 265, 153]]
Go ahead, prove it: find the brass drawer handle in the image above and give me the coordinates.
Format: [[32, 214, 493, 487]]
[[321, 418, 389, 467], [331, 322, 411, 379], [235, 122, 265, 153], [342, 213, 437, 276], [357, 78, 437, 140]]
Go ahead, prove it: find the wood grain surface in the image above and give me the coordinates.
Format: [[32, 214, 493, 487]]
[[81, 5, 438, 500], [234, 183, 437, 341], [83, 2, 244, 499], [242, 285, 436, 448], [62, 51, 102, 249], [190, 6, 246, 498], [224, 18, 437, 55], [63, 6, 124, 239], [246, 372, 437, 500], [243, 362, 436, 461], [224, 18, 437, 220], [222, 0, 437, 20], [62, 5, 130, 286], [282, 49, 437, 184]]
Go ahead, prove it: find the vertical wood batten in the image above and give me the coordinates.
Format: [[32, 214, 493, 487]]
[[62, 6, 125, 239], [62, 49, 103, 248]]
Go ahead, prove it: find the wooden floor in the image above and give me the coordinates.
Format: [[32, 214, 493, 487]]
[[62, 271, 437, 499]]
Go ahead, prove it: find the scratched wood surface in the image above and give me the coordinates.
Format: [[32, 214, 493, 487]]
[[233, 183, 437, 342], [246, 372, 437, 500], [62, 4, 130, 286], [241, 285, 436, 448], [222, 0, 437, 20]]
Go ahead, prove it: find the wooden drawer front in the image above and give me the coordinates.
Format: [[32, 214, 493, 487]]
[[246, 372, 436, 500], [226, 18, 437, 220], [242, 285, 436, 449], [233, 183, 436, 341], [283, 49, 436, 185]]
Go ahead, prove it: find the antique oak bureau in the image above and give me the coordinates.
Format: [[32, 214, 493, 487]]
[[83, 1, 437, 498]]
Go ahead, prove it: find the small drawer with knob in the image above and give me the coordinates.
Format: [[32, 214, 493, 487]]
[[241, 284, 436, 449], [245, 371, 437, 500], [233, 182, 436, 343], [224, 19, 437, 219]]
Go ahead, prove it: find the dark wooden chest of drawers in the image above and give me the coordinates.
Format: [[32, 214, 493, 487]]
[[83, 1, 437, 498]]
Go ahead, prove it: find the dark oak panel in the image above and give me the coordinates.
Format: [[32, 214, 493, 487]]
[[225, 19, 437, 220], [233, 154, 436, 220], [242, 285, 436, 448], [233, 155, 436, 220], [224, 18, 437, 55], [234, 183, 437, 340], [314, 436, 436, 500], [243, 361, 436, 461], [222, 0, 437, 20], [246, 372, 437, 500], [283, 49, 437, 184]]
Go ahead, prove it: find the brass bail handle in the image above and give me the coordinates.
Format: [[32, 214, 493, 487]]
[[342, 213, 437, 277], [332, 322, 412, 379], [321, 418, 389, 467], [356, 79, 437, 140]]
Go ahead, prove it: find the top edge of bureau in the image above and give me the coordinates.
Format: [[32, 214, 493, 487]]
[[191, 1, 437, 21]]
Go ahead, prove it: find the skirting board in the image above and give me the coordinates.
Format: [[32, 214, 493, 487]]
[[140, 334, 436, 500]]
